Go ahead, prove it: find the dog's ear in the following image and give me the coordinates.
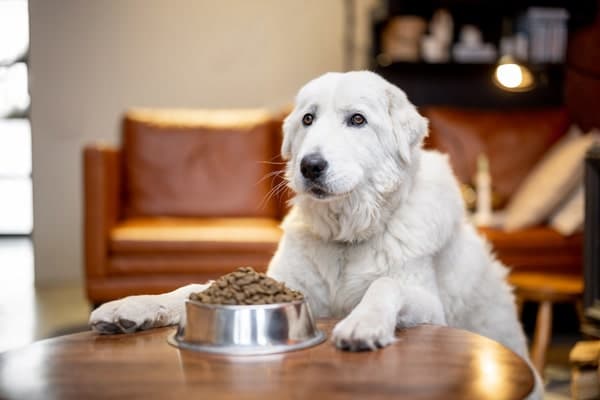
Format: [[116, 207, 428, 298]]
[[280, 112, 295, 160], [386, 83, 428, 164]]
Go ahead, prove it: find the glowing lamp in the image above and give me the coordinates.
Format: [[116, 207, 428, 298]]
[[493, 56, 535, 92]]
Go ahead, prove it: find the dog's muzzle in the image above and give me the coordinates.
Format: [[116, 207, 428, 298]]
[[300, 153, 331, 199]]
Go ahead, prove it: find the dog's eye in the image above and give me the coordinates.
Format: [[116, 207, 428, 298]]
[[349, 113, 366, 126], [302, 113, 314, 126]]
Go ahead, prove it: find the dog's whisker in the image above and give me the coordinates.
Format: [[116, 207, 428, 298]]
[[265, 184, 291, 208], [255, 169, 286, 185], [258, 179, 291, 210], [265, 154, 284, 162], [257, 160, 287, 165], [260, 182, 286, 204]]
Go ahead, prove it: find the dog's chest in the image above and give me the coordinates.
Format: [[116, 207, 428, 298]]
[[315, 240, 392, 317]]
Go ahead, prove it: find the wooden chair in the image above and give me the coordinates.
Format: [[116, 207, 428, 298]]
[[509, 272, 584, 374]]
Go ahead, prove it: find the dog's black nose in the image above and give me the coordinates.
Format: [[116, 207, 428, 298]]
[[300, 153, 328, 180]]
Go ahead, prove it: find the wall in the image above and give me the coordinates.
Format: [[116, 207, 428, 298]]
[[28, 0, 347, 284]]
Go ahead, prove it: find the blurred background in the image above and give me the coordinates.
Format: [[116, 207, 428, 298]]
[[1, 1, 599, 398]]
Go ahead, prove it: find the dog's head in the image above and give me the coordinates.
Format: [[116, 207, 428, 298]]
[[282, 71, 428, 202]]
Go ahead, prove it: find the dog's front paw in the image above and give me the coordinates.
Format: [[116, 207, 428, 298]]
[[332, 312, 396, 351], [89, 295, 178, 334]]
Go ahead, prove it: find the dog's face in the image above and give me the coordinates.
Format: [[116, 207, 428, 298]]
[[282, 71, 428, 201]]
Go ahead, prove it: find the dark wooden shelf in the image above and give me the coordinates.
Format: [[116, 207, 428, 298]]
[[369, 0, 596, 108], [374, 62, 565, 108]]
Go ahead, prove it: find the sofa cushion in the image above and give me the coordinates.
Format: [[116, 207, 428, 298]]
[[108, 217, 282, 275], [110, 217, 282, 253], [550, 184, 584, 236], [123, 109, 281, 218], [504, 132, 599, 231], [423, 107, 570, 205], [478, 226, 582, 274]]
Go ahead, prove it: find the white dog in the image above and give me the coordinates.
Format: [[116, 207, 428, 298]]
[[90, 71, 540, 397]]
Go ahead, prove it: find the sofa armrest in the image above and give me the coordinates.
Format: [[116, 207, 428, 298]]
[[84, 144, 123, 278]]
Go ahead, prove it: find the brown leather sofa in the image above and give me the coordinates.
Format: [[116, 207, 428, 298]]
[[84, 106, 582, 305], [423, 106, 582, 275], [84, 109, 288, 304]]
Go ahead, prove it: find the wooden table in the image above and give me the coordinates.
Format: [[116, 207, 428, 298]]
[[0, 321, 534, 399]]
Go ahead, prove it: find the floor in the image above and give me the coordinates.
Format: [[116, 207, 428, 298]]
[[0, 238, 90, 353], [0, 238, 582, 398]]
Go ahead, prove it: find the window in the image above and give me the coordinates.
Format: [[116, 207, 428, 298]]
[[0, 0, 32, 234]]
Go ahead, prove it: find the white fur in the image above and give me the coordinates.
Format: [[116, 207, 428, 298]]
[[89, 71, 540, 398]]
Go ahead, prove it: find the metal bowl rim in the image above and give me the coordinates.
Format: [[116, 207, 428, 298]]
[[185, 298, 307, 310]]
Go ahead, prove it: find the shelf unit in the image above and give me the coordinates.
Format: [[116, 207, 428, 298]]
[[375, 62, 564, 108], [370, 0, 596, 108]]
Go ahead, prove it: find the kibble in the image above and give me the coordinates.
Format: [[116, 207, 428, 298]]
[[189, 267, 304, 305]]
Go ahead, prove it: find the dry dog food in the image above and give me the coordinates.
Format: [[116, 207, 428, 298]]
[[189, 267, 304, 305]]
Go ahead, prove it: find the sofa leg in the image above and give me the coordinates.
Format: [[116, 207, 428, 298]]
[[531, 300, 552, 375]]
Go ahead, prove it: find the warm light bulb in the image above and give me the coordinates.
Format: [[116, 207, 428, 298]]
[[492, 56, 535, 92], [495, 63, 523, 89]]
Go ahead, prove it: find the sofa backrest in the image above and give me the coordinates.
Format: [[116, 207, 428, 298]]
[[422, 107, 570, 205], [122, 109, 286, 219]]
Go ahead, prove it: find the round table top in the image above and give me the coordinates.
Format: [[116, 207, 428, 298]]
[[0, 320, 534, 400]]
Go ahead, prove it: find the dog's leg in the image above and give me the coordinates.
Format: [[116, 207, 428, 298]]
[[332, 277, 445, 351], [392, 285, 447, 328], [89, 283, 210, 334]]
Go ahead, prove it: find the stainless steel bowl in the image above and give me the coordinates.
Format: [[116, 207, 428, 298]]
[[168, 299, 326, 355]]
